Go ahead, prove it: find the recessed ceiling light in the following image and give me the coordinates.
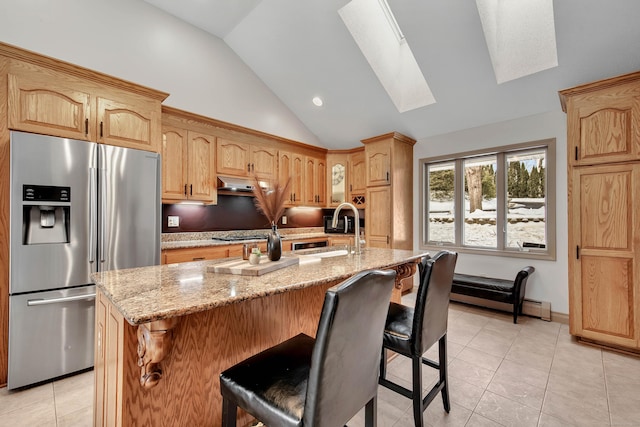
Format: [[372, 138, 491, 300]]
[[312, 96, 323, 107]]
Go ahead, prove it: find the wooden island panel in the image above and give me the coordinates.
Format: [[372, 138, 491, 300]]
[[98, 281, 335, 426]]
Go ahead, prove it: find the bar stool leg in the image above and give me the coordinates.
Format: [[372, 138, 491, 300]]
[[221, 397, 237, 427]]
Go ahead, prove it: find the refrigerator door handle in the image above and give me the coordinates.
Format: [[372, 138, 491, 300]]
[[89, 167, 97, 263], [99, 149, 107, 264], [27, 293, 96, 306]]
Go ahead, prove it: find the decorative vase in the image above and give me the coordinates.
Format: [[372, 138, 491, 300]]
[[267, 223, 282, 261]]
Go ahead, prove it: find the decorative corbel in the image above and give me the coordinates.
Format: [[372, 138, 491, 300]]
[[137, 318, 179, 389], [391, 259, 418, 289]]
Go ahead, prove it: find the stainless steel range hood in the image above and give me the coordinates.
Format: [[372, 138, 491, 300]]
[[217, 176, 268, 193]]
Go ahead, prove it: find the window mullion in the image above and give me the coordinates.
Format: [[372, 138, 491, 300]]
[[454, 159, 464, 246], [496, 152, 506, 250]]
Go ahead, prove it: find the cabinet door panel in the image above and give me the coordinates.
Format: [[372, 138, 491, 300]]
[[279, 151, 299, 206], [366, 143, 391, 186], [188, 132, 216, 203], [251, 146, 277, 181], [570, 164, 640, 348], [98, 97, 158, 152], [291, 154, 304, 204], [580, 256, 634, 343], [162, 127, 188, 201], [316, 158, 326, 206], [8, 73, 90, 140], [571, 87, 640, 165], [579, 168, 632, 250], [366, 187, 391, 248], [349, 150, 366, 195], [217, 139, 250, 177]]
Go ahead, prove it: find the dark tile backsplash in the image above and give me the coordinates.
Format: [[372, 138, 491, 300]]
[[162, 195, 325, 233]]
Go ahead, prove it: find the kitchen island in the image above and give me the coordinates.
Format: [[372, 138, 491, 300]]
[[91, 248, 427, 426]]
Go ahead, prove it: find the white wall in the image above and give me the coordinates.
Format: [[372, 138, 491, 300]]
[[0, 0, 321, 147], [413, 111, 569, 314]]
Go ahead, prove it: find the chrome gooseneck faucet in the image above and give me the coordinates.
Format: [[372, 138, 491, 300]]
[[332, 202, 363, 255]]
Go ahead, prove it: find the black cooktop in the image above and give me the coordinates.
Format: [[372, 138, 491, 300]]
[[212, 235, 267, 241]]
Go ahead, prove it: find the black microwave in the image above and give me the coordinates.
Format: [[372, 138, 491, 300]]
[[323, 215, 356, 234]]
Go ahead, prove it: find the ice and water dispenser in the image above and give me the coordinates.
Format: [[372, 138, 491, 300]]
[[22, 185, 70, 245]]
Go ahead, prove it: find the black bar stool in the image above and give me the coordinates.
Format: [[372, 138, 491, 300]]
[[219, 269, 397, 427], [379, 250, 458, 427]]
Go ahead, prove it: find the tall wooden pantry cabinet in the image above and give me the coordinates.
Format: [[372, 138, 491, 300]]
[[560, 71, 640, 352]]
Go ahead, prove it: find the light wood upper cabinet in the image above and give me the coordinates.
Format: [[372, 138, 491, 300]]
[[217, 138, 250, 177], [560, 74, 640, 166], [279, 150, 304, 206], [349, 149, 366, 208], [188, 132, 216, 202], [304, 156, 326, 206], [96, 95, 159, 151], [365, 140, 391, 186], [251, 145, 278, 181], [162, 126, 188, 200], [327, 153, 348, 207], [217, 138, 277, 181], [8, 69, 163, 152], [8, 73, 90, 140], [561, 71, 640, 351], [162, 125, 216, 204]]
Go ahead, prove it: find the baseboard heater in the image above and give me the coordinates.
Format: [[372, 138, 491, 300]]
[[450, 293, 551, 322]]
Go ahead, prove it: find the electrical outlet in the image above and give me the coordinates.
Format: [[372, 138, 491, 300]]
[[168, 216, 180, 227], [281, 215, 287, 225]]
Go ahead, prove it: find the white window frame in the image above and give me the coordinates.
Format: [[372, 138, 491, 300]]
[[419, 138, 556, 260]]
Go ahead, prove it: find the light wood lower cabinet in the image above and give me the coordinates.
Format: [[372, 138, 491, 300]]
[[569, 164, 640, 349], [329, 236, 354, 247], [94, 289, 125, 427], [366, 186, 392, 248], [162, 243, 268, 264]]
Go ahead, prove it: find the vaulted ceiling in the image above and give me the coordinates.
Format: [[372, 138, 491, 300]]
[[143, 0, 640, 149]]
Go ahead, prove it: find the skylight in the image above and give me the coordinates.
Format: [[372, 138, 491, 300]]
[[476, 0, 558, 84], [339, 0, 436, 113]]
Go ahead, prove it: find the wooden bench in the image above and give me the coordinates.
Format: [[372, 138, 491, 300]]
[[451, 267, 535, 324]]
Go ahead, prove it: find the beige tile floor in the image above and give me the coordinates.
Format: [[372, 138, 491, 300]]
[[1, 298, 640, 427]]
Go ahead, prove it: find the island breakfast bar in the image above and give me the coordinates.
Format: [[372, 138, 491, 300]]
[[91, 248, 428, 426]]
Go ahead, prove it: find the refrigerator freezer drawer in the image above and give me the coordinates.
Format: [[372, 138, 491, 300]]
[[8, 286, 96, 389]]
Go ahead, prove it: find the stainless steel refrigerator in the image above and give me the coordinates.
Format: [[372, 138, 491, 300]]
[[8, 131, 160, 389]]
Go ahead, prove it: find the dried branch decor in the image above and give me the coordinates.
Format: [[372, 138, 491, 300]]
[[252, 175, 291, 225]]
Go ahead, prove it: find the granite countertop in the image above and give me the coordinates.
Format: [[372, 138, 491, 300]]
[[161, 229, 333, 250], [91, 248, 427, 325]]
